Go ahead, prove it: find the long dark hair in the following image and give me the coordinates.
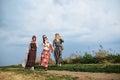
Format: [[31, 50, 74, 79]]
[[42, 35, 47, 44]]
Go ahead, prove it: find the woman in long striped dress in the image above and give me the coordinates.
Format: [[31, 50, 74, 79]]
[[40, 35, 54, 71], [53, 33, 64, 66], [25, 35, 38, 70]]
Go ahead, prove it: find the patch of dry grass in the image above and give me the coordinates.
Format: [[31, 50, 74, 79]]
[[0, 71, 45, 80], [0, 68, 77, 80]]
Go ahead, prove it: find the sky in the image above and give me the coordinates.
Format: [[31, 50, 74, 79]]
[[0, 0, 120, 66]]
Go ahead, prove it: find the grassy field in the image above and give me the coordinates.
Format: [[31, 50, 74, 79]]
[[1, 64, 120, 73], [0, 64, 120, 80], [0, 65, 78, 80], [47, 64, 120, 73]]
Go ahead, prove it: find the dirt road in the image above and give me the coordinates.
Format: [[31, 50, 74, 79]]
[[0, 68, 120, 80], [47, 70, 120, 80]]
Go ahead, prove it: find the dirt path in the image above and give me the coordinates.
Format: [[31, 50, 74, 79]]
[[47, 70, 120, 80], [0, 68, 120, 80]]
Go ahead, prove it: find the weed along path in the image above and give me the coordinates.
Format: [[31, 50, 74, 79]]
[[47, 70, 120, 80]]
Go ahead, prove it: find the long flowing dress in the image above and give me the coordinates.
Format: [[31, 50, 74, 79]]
[[26, 42, 37, 67], [53, 39, 64, 65], [40, 41, 52, 67]]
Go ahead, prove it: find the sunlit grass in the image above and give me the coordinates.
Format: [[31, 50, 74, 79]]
[[0, 65, 78, 80]]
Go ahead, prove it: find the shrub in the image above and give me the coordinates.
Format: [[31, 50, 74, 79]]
[[82, 52, 94, 64]]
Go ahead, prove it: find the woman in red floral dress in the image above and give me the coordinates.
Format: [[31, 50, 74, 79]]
[[40, 35, 54, 71]]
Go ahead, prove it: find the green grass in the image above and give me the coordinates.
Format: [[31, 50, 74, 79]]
[[45, 64, 120, 73], [0, 63, 120, 72], [1, 64, 120, 73], [0, 64, 22, 68]]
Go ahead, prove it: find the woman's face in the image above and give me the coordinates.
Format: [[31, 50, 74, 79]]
[[43, 37, 48, 42], [32, 38, 36, 41], [55, 35, 60, 39], [44, 37, 47, 40]]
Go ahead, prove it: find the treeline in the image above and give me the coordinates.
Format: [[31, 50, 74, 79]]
[[62, 45, 120, 64]]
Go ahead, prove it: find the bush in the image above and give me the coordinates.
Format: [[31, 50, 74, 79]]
[[82, 52, 94, 64]]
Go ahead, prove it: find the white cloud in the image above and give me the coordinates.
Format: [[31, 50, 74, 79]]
[[0, 29, 31, 45], [1, 0, 120, 45]]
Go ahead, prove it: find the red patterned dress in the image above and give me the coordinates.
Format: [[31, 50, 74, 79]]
[[40, 41, 53, 67]]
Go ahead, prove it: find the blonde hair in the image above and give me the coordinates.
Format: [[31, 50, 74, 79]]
[[55, 33, 60, 40]]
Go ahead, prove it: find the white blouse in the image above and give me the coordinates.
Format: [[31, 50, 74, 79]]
[[42, 40, 52, 50]]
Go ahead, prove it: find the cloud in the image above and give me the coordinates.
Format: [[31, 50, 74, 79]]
[[1, 0, 120, 66], [0, 0, 120, 45]]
